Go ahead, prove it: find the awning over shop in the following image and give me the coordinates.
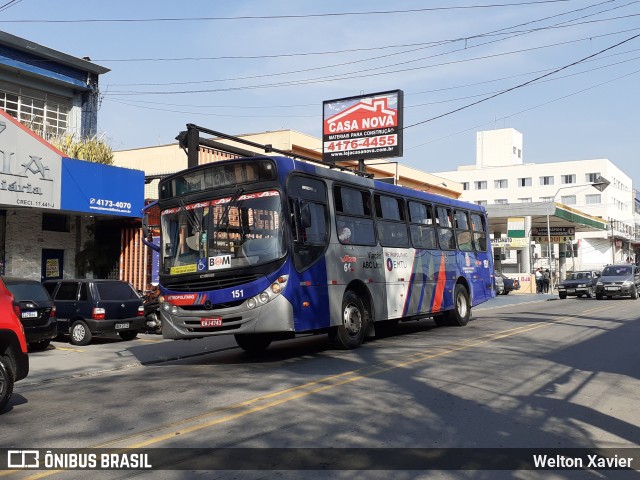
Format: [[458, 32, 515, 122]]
[[485, 201, 608, 240]]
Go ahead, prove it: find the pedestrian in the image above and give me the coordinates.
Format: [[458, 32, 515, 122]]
[[543, 269, 550, 293], [535, 268, 543, 294]]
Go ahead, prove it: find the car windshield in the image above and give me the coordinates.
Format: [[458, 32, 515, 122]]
[[161, 189, 286, 275], [5, 282, 50, 302], [96, 282, 140, 300], [602, 266, 632, 276], [567, 272, 591, 280]]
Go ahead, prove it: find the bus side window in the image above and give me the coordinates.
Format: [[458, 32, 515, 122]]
[[334, 185, 375, 246], [436, 206, 455, 250], [470, 212, 488, 252], [454, 210, 473, 252], [375, 195, 409, 247]]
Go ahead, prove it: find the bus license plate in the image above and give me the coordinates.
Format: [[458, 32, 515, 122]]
[[22, 311, 38, 318], [115, 322, 130, 330], [201, 317, 222, 327]]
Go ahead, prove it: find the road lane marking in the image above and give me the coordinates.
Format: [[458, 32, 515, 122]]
[[15, 303, 626, 479]]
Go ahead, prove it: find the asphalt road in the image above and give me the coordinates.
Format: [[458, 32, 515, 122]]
[[2, 293, 639, 480]]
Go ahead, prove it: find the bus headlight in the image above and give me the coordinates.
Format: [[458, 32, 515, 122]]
[[245, 275, 289, 309]]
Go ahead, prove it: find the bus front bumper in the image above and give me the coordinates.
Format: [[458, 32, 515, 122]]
[[161, 294, 294, 339]]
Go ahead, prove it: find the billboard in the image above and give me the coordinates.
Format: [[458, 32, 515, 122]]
[[322, 90, 403, 163]]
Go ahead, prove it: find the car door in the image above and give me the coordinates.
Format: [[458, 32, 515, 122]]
[[52, 281, 80, 330]]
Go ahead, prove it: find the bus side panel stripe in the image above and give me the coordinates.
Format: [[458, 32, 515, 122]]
[[402, 251, 419, 317], [432, 253, 447, 311]]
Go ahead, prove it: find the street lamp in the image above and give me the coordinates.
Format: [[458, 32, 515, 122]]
[[545, 176, 610, 292]]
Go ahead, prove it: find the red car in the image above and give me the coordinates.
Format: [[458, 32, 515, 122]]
[[0, 276, 29, 412]]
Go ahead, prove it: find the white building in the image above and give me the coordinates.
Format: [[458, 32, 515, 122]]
[[433, 128, 636, 275]]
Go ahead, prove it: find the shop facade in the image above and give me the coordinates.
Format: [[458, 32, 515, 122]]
[[0, 108, 144, 282]]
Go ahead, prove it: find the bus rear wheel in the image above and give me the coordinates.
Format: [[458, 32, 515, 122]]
[[330, 290, 368, 349], [443, 284, 470, 326], [235, 334, 272, 353]]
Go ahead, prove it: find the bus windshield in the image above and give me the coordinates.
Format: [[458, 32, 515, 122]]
[[160, 189, 286, 275]]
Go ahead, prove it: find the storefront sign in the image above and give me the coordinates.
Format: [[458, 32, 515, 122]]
[[322, 90, 403, 163], [0, 110, 62, 209], [0, 109, 144, 217], [492, 237, 529, 248], [532, 226, 575, 243], [61, 158, 144, 217]]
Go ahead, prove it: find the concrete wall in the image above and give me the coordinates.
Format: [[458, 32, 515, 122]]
[[4, 210, 93, 280]]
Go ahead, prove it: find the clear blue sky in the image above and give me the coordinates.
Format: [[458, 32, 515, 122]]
[[2, 0, 639, 185]]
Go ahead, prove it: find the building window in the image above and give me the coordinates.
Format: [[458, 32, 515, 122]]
[[560, 195, 576, 205], [42, 213, 70, 232], [586, 172, 600, 183], [540, 196, 553, 202], [495, 179, 508, 188], [562, 174, 576, 184], [475, 200, 487, 206], [540, 176, 554, 186], [518, 198, 532, 203], [518, 177, 532, 187], [0, 81, 71, 138], [475, 181, 487, 190], [495, 199, 508, 205], [462, 182, 469, 190], [513, 147, 517, 154], [517, 149, 522, 158], [585, 194, 601, 205]]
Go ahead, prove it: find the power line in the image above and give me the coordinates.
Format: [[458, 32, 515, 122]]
[[93, 0, 623, 63], [101, 52, 640, 113], [0, 0, 24, 13], [1, 1, 573, 23], [103, 28, 640, 95], [406, 66, 640, 149], [403, 32, 640, 129], [104, 6, 636, 87]]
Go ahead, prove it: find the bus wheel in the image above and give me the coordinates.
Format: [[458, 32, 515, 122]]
[[235, 334, 272, 353], [330, 290, 368, 349], [443, 284, 470, 326]]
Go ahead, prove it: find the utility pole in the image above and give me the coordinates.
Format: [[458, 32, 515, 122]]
[[611, 221, 615, 264]]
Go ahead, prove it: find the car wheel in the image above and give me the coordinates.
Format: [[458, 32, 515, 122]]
[[234, 334, 272, 353], [329, 290, 369, 349], [28, 339, 50, 351], [586, 288, 593, 298], [631, 287, 638, 300], [503, 290, 509, 295], [0, 355, 14, 413], [596, 292, 603, 300], [559, 292, 567, 299], [70, 320, 92, 346], [443, 284, 470, 327], [118, 331, 138, 341]]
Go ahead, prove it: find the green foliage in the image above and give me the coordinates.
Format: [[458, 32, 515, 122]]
[[47, 133, 114, 165]]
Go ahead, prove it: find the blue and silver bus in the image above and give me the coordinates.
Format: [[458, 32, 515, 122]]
[[145, 152, 494, 352]]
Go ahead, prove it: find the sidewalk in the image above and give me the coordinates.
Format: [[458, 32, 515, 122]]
[[16, 333, 238, 388]]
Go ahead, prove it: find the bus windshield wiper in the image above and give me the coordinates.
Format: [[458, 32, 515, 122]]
[[214, 187, 244, 233], [179, 198, 201, 232]]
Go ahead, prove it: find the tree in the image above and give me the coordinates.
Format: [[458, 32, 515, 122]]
[[47, 133, 114, 165]]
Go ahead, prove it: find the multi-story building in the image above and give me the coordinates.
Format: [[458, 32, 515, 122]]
[[434, 128, 636, 275], [0, 32, 144, 284]]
